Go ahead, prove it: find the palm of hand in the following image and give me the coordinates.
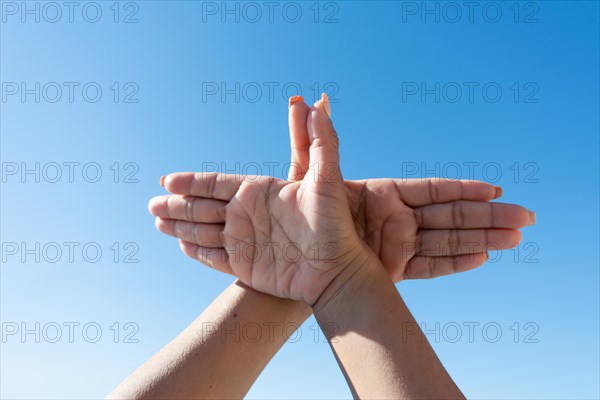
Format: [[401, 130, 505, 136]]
[[220, 173, 366, 304], [344, 179, 417, 282], [345, 176, 533, 282]]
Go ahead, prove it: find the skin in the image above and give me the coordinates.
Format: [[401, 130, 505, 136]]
[[107, 281, 308, 399], [313, 247, 465, 398], [109, 96, 534, 399], [150, 99, 532, 284]]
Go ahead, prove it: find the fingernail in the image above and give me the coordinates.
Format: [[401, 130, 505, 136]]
[[289, 95, 303, 107], [160, 175, 166, 187], [321, 93, 331, 117], [527, 210, 536, 226], [493, 186, 503, 199]]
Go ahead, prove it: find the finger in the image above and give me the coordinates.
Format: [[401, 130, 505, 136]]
[[417, 229, 522, 256], [391, 179, 501, 207], [178, 239, 232, 275], [288, 96, 311, 182], [305, 93, 344, 189], [403, 252, 489, 280], [155, 217, 224, 247], [163, 172, 243, 201], [415, 201, 535, 229], [148, 195, 226, 223]]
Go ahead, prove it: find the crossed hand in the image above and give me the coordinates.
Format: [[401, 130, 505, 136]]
[[148, 95, 534, 307]]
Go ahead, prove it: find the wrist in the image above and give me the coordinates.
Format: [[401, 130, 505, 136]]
[[235, 280, 312, 321], [311, 250, 385, 322]]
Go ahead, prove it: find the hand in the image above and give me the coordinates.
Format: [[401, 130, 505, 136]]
[[286, 97, 534, 282], [149, 96, 534, 286], [151, 96, 377, 305]]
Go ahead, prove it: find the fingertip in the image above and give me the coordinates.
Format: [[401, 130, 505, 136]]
[[154, 217, 173, 235], [518, 206, 535, 228], [179, 239, 196, 259], [163, 173, 186, 194], [154, 216, 163, 231], [289, 95, 304, 107], [163, 174, 174, 191], [514, 228, 523, 244], [504, 229, 524, 249], [527, 210, 536, 226], [495, 203, 533, 229], [493, 186, 503, 199], [473, 181, 499, 201], [321, 93, 331, 117], [308, 100, 335, 137], [148, 197, 159, 215], [289, 92, 310, 124], [313, 93, 331, 117], [458, 252, 488, 272], [473, 252, 490, 269]]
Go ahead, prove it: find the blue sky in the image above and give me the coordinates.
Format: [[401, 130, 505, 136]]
[[1, 1, 598, 398]]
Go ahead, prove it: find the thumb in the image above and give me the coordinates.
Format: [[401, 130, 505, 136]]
[[306, 93, 343, 187]]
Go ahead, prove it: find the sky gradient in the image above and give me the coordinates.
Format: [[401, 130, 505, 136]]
[[1, 1, 599, 398]]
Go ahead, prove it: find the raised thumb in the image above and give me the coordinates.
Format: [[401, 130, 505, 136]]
[[306, 93, 343, 187]]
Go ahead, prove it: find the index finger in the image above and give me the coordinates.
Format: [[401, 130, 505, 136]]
[[163, 172, 243, 201], [392, 179, 501, 207]]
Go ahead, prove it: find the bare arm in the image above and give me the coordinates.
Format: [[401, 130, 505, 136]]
[[313, 256, 465, 399], [118, 95, 532, 399], [107, 281, 310, 399]]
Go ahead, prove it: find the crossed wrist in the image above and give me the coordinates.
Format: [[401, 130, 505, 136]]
[[311, 251, 384, 321]]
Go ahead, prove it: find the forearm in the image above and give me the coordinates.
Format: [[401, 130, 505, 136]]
[[313, 258, 464, 399], [108, 281, 311, 399]]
